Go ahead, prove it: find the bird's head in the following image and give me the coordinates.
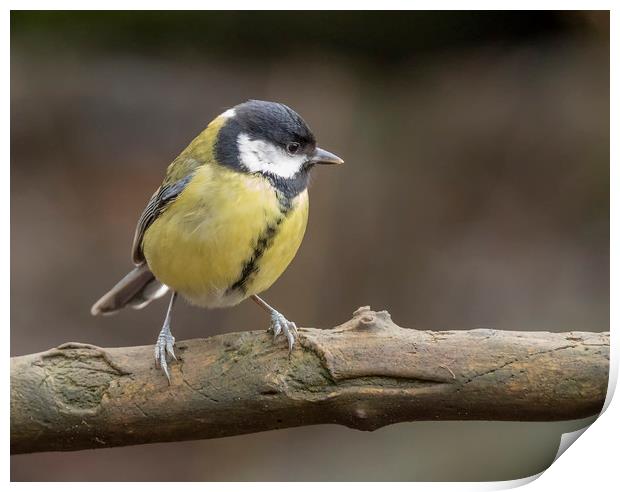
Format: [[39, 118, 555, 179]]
[[214, 100, 343, 195]]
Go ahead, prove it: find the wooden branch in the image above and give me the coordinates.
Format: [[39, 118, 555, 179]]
[[11, 306, 609, 454]]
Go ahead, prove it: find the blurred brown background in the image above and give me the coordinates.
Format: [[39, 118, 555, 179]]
[[11, 11, 609, 481]]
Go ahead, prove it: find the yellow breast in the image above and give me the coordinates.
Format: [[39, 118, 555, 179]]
[[142, 164, 309, 308]]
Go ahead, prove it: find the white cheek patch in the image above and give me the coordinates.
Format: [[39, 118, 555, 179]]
[[237, 133, 306, 179]]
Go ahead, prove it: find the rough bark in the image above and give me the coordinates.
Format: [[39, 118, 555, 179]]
[[11, 306, 609, 454]]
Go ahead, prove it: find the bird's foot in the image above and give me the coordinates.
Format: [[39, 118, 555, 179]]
[[268, 310, 298, 352], [154, 329, 176, 381]]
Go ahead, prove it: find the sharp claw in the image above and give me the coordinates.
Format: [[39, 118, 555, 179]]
[[286, 330, 294, 353], [161, 359, 170, 382]]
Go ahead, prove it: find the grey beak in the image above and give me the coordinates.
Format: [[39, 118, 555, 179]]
[[310, 147, 344, 165]]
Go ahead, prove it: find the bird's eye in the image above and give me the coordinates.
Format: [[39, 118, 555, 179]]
[[286, 142, 301, 155]]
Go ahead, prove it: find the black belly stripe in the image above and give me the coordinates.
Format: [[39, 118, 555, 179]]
[[227, 192, 292, 295]]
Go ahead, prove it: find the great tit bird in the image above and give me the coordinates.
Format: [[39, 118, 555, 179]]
[[91, 100, 343, 380]]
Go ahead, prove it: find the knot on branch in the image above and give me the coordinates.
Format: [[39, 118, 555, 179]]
[[32, 342, 130, 414], [351, 306, 394, 331]]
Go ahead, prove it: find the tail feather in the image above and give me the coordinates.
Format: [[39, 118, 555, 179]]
[[91, 264, 169, 316]]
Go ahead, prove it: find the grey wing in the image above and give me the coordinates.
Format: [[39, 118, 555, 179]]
[[131, 174, 193, 265]]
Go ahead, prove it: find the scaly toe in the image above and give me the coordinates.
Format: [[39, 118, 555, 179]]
[[268, 313, 298, 352], [154, 332, 176, 381], [286, 321, 298, 352], [166, 337, 176, 360], [289, 321, 298, 337], [160, 357, 170, 381], [270, 314, 283, 339]]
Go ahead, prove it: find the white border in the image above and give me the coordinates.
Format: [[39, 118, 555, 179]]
[[5, 3, 616, 490]]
